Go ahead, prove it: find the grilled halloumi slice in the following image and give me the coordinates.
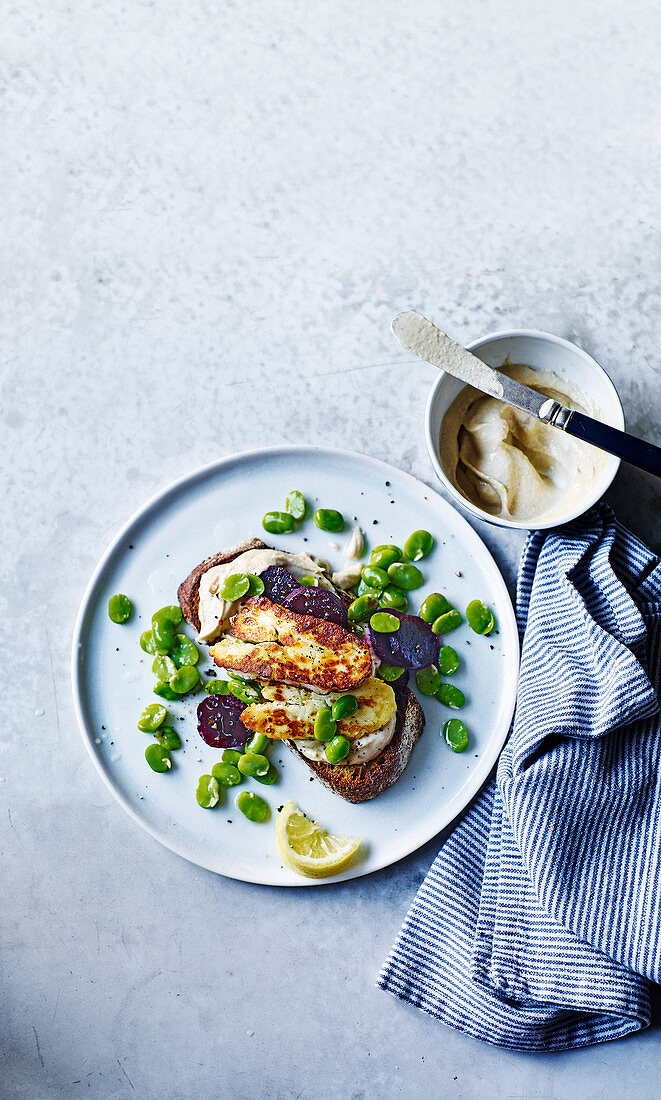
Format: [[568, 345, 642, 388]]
[[209, 595, 371, 691], [241, 677, 397, 740]]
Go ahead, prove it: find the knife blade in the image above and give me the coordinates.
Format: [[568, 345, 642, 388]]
[[391, 311, 560, 423], [391, 311, 661, 478]]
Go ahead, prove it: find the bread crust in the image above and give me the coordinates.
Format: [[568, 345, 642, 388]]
[[178, 537, 269, 631], [288, 681, 424, 803]]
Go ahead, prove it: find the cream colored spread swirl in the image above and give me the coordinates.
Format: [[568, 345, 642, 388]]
[[439, 363, 607, 522], [197, 549, 332, 643]]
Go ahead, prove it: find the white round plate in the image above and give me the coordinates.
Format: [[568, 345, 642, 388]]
[[72, 446, 519, 886]]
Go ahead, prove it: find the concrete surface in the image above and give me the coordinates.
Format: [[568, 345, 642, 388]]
[[3, 0, 661, 1096]]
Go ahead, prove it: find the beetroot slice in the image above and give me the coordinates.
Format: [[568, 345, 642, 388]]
[[283, 585, 349, 628], [368, 611, 440, 670], [197, 694, 249, 748], [261, 565, 299, 605]]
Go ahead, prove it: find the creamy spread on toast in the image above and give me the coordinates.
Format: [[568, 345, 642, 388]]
[[296, 714, 397, 765], [197, 549, 332, 642]]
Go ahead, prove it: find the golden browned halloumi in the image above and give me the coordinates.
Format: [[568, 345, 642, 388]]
[[241, 677, 397, 740], [209, 596, 371, 691]]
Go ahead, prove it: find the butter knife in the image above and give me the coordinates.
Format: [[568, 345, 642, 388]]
[[392, 311, 661, 478]]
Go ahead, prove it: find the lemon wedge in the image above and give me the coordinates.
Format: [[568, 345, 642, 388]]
[[276, 800, 362, 878]]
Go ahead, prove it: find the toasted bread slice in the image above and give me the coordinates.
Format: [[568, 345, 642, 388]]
[[210, 596, 372, 691], [289, 680, 424, 803], [178, 544, 425, 802], [241, 677, 396, 740]]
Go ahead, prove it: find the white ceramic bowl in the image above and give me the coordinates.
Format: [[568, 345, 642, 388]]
[[425, 329, 625, 530]]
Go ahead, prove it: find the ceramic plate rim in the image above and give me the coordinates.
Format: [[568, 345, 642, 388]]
[[71, 444, 519, 886]]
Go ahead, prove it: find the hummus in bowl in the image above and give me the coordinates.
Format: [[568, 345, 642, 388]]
[[425, 331, 624, 530]]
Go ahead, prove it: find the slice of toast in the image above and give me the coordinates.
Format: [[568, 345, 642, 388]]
[[178, 543, 425, 802]]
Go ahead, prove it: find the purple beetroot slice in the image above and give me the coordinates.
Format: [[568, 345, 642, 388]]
[[260, 565, 299, 605], [197, 694, 249, 748], [368, 610, 440, 670], [283, 585, 349, 628]]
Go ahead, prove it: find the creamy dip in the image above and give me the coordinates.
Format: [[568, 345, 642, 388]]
[[197, 549, 332, 643], [439, 363, 607, 523]]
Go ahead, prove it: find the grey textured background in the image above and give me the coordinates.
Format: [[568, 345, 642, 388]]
[[3, 0, 661, 1097]]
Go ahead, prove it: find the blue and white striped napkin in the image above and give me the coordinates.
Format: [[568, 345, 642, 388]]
[[378, 504, 661, 1051]]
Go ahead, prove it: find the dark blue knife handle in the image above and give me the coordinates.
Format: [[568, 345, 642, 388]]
[[565, 411, 661, 478]]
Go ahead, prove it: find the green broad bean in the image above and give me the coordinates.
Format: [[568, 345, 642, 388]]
[[361, 565, 388, 589], [285, 489, 307, 520], [151, 618, 176, 651], [387, 562, 424, 591], [140, 629, 167, 656], [466, 599, 495, 635], [370, 545, 402, 570], [331, 695, 358, 721], [299, 575, 319, 586], [211, 761, 242, 787], [313, 508, 344, 533], [205, 679, 231, 695], [245, 732, 270, 755], [152, 654, 176, 681], [220, 573, 251, 601], [378, 665, 405, 682], [236, 791, 269, 822], [437, 683, 465, 709], [438, 645, 460, 675], [238, 752, 270, 779], [171, 633, 200, 668], [356, 579, 381, 598], [419, 593, 451, 623], [370, 611, 400, 633], [108, 594, 132, 623], [379, 586, 408, 612], [153, 681, 179, 701], [348, 594, 379, 623], [404, 530, 434, 562], [415, 666, 441, 696], [325, 735, 351, 764], [152, 604, 183, 626], [443, 718, 469, 753], [247, 573, 265, 596], [262, 511, 295, 535], [169, 665, 200, 694], [155, 725, 182, 750], [314, 706, 337, 741], [196, 774, 220, 808], [228, 679, 261, 705], [222, 748, 243, 765], [254, 764, 279, 785], [137, 703, 167, 732], [431, 610, 462, 635], [145, 743, 172, 772]]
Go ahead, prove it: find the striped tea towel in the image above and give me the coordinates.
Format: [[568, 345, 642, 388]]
[[378, 503, 661, 1051]]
